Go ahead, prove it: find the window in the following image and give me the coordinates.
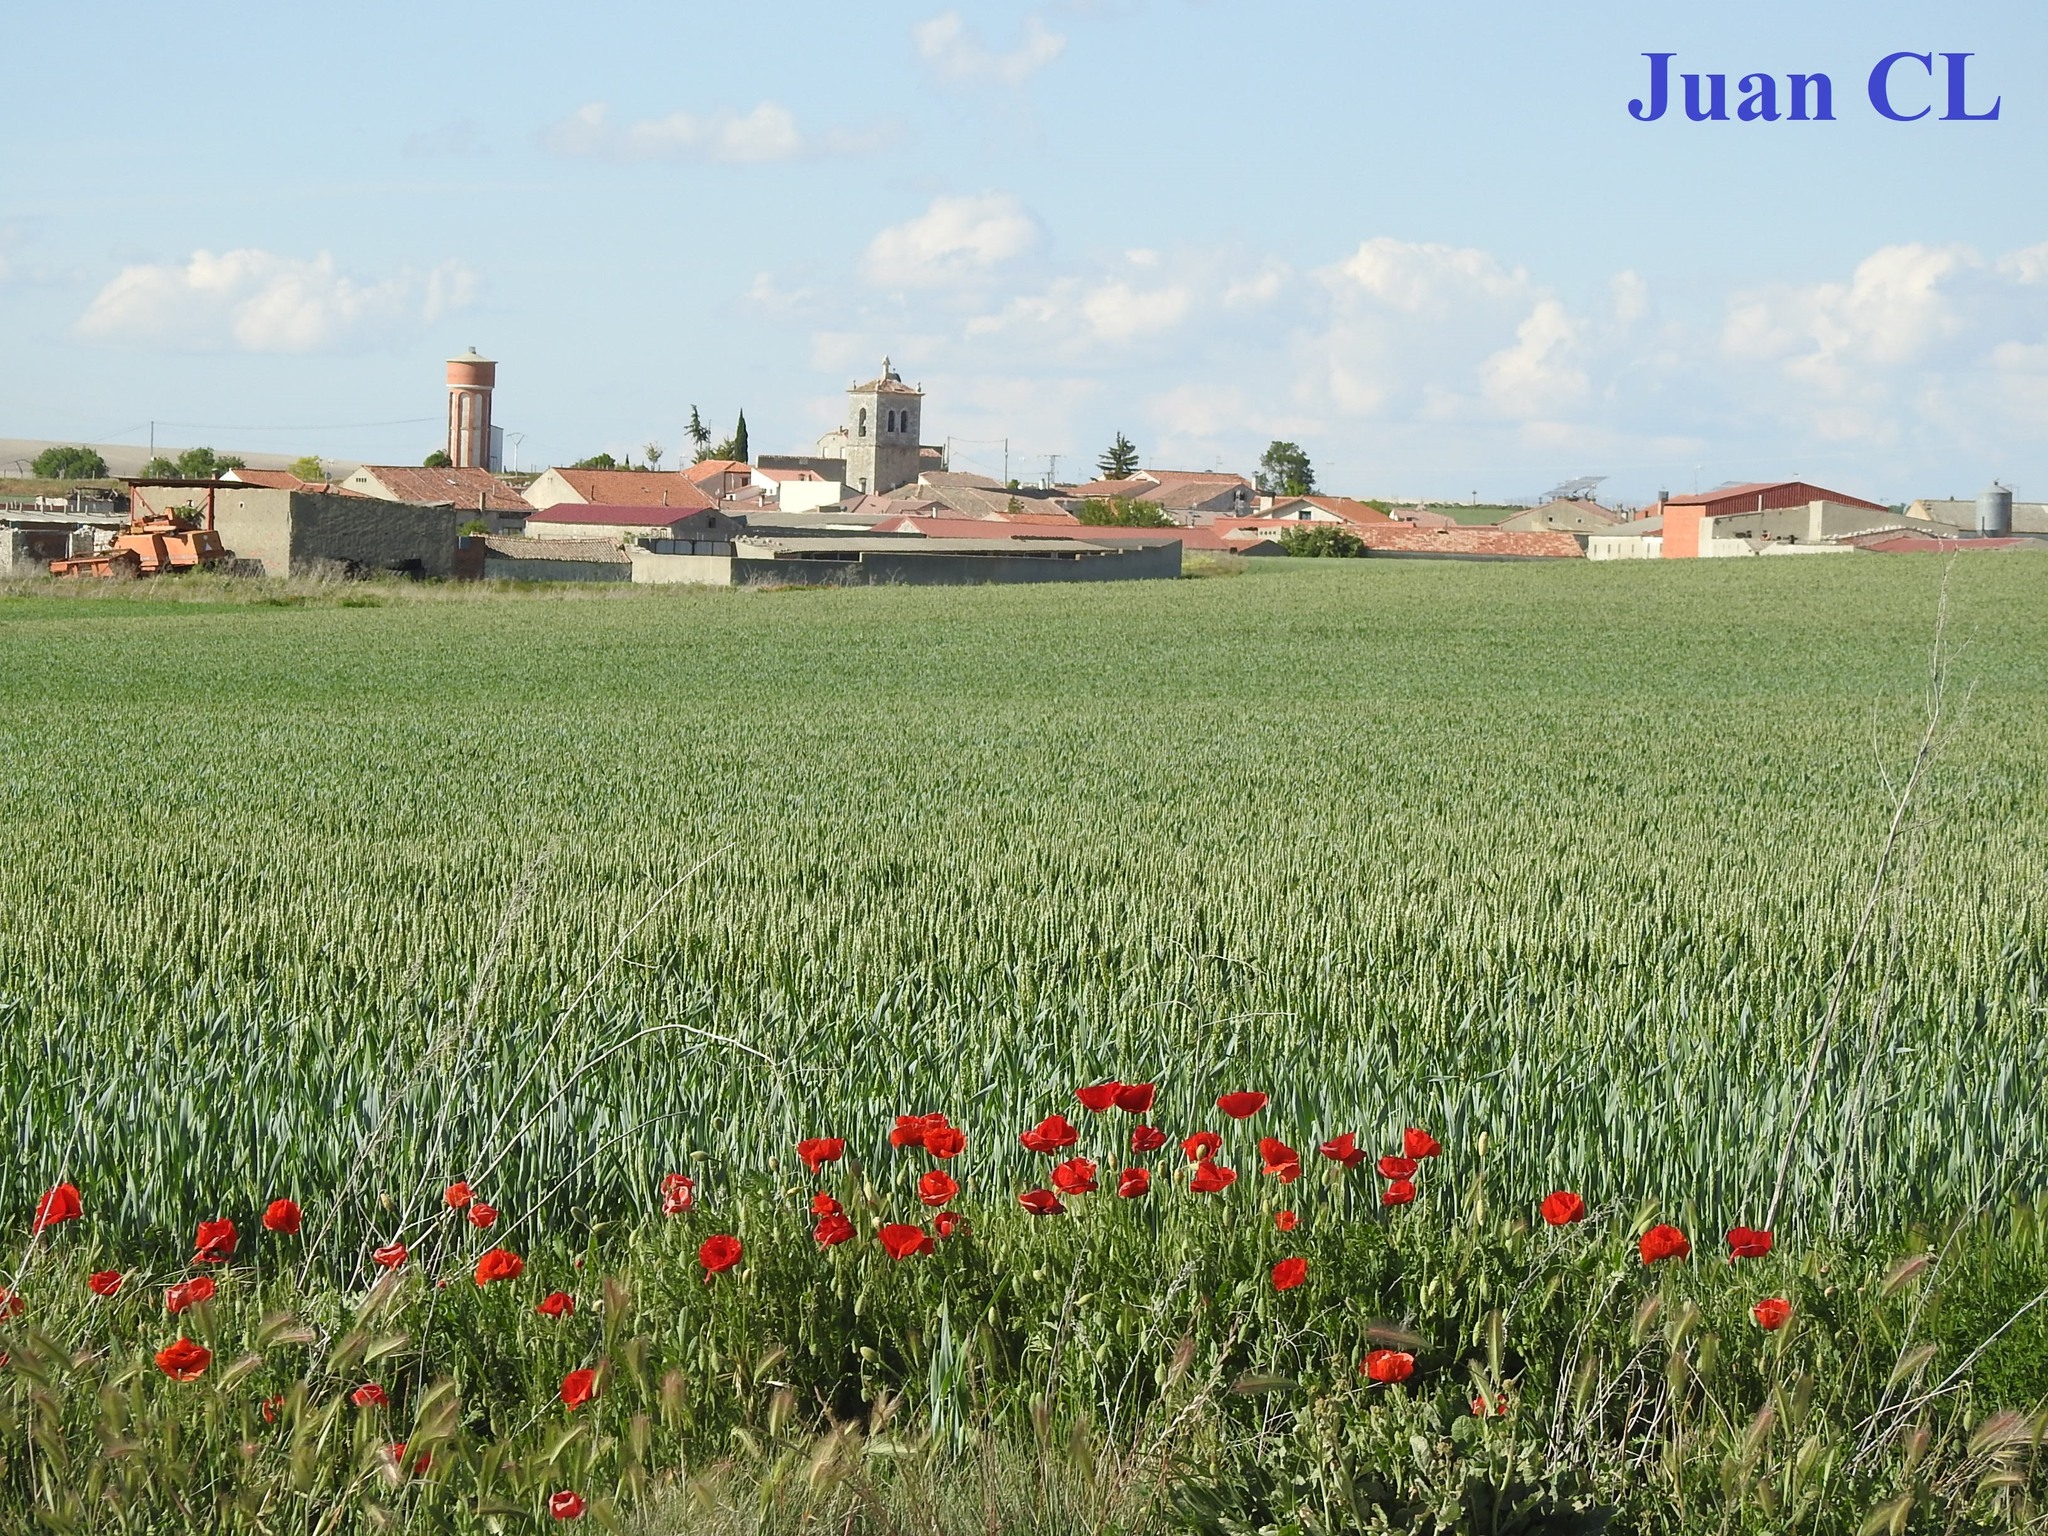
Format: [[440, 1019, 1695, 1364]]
[[886, 410, 896, 433], [858, 408, 867, 438]]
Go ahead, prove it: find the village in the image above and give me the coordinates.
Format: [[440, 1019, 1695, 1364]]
[[3, 347, 2043, 585]]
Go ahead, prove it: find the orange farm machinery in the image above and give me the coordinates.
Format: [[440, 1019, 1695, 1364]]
[[51, 484, 231, 578]]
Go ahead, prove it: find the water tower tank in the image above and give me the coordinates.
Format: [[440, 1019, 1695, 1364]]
[[1977, 482, 2013, 537]]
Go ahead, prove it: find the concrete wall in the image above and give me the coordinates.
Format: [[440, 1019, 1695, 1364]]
[[287, 492, 456, 578], [737, 541, 1182, 587], [631, 551, 736, 586], [483, 554, 629, 583], [1586, 534, 1663, 560]]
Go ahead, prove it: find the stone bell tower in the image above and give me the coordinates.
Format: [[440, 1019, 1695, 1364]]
[[844, 357, 922, 495]]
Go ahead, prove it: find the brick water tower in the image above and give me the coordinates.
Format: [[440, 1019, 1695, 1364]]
[[445, 347, 498, 469]]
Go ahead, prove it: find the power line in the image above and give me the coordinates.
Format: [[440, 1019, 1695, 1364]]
[[147, 416, 439, 433]]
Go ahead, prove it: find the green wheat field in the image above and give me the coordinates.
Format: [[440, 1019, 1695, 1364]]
[[4, 556, 2047, 1533]]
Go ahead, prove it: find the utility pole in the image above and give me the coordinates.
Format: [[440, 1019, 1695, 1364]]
[[1045, 453, 1060, 487], [1003, 438, 1009, 487]]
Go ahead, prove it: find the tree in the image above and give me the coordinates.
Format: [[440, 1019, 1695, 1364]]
[[643, 442, 664, 470], [171, 446, 243, 480], [571, 452, 619, 471], [141, 456, 179, 478], [30, 446, 108, 479], [686, 407, 712, 457], [1096, 432, 1140, 481], [732, 410, 749, 465], [1074, 497, 1174, 528], [289, 455, 324, 482], [1278, 526, 1362, 558], [1256, 441, 1316, 498], [423, 450, 453, 468]]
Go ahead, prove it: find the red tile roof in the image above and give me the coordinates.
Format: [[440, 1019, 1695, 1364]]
[[548, 469, 715, 509], [1661, 480, 1886, 515], [353, 465, 529, 512], [1349, 525, 1582, 559], [683, 459, 750, 485]]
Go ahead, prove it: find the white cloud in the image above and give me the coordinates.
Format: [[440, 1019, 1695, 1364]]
[[1479, 298, 1588, 415], [1079, 281, 1193, 341], [913, 12, 1066, 85], [541, 102, 885, 164], [1334, 238, 1525, 314], [864, 194, 1041, 288], [76, 249, 473, 353]]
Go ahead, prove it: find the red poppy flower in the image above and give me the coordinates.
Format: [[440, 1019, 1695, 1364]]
[[1540, 1191, 1586, 1226], [934, 1210, 966, 1238], [1075, 1081, 1122, 1114], [1018, 1189, 1065, 1216], [261, 1394, 285, 1423], [1271, 1256, 1308, 1291], [698, 1234, 742, 1275], [1181, 1131, 1222, 1162], [1191, 1160, 1238, 1194], [444, 1181, 473, 1208], [351, 1382, 389, 1408], [88, 1270, 123, 1298], [1130, 1124, 1168, 1153], [560, 1368, 598, 1410], [193, 1219, 237, 1263], [261, 1199, 302, 1235], [1752, 1297, 1792, 1331], [372, 1241, 408, 1270], [155, 1338, 211, 1381], [1114, 1082, 1157, 1114], [1361, 1349, 1415, 1384], [537, 1291, 575, 1318], [889, 1113, 952, 1150], [468, 1203, 498, 1230], [811, 1192, 842, 1217], [923, 1124, 966, 1159], [1116, 1167, 1151, 1199], [659, 1173, 695, 1216], [1019, 1114, 1079, 1154], [1318, 1133, 1367, 1169], [1638, 1225, 1691, 1264], [1216, 1092, 1268, 1120], [796, 1137, 846, 1173], [1381, 1179, 1416, 1207], [165, 1275, 216, 1314], [549, 1489, 587, 1520], [1726, 1226, 1774, 1260], [917, 1170, 959, 1207], [474, 1248, 526, 1285], [1051, 1157, 1099, 1195], [1274, 1210, 1297, 1232], [1259, 1137, 1302, 1182], [32, 1182, 82, 1234], [0, 1290, 21, 1320], [1472, 1393, 1510, 1417], [1376, 1155, 1418, 1180], [878, 1223, 935, 1260], [1404, 1128, 1443, 1159], [389, 1442, 430, 1475], [813, 1212, 855, 1246]]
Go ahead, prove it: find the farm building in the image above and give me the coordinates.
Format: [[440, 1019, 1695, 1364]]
[[471, 536, 631, 583], [1495, 498, 1623, 534], [523, 504, 742, 549], [130, 482, 458, 578], [1905, 496, 2048, 535], [339, 464, 531, 528], [521, 467, 717, 514]]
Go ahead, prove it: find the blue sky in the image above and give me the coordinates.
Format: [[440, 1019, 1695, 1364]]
[[3, 0, 2044, 503]]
